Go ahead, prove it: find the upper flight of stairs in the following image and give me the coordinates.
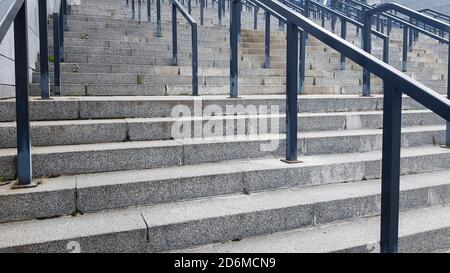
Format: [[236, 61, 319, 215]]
[[0, 0, 449, 253]]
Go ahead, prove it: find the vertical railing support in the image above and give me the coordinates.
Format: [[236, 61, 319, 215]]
[[157, 0, 162, 37], [39, 0, 50, 99], [362, 12, 371, 96], [53, 9, 61, 96], [380, 82, 402, 253], [254, 6, 258, 30], [200, 0, 204, 25], [218, 0, 223, 25], [13, 1, 34, 188], [264, 11, 270, 68], [188, 0, 192, 14], [138, 0, 142, 21], [283, 21, 299, 163], [299, 30, 305, 94], [340, 19, 346, 70], [402, 25, 408, 72], [383, 36, 390, 64], [446, 44, 450, 146], [230, 0, 240, 98], [132, 0, 135, 19], [59, 3, 65, 62], [192, 23, 199, 96], [147, 0, 151, 22], [172, 4, 178, 66]]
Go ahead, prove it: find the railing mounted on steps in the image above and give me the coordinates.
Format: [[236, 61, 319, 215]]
[[230, 0, 450, 253], [362, 3, 450, 147], [172, 0, 199, 96], [0, 0, 32, 187], [419, 8, 450, 24], [52, 0, 67, 96], [0, 0, 67, 187]]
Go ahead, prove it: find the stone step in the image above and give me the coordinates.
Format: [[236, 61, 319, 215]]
[[177, 203, 450, 253], [0, 110, 443, 148], [0, 95, 427, 122], [1, 168, 450, 252], [0, 125, 445, 180]]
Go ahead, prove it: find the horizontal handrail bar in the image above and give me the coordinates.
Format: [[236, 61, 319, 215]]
[[419, 8, 450, 21], [367, 3, 450, 33], [0, 0, 24, 43], [304, 0, 387, 39], [249, 0, 286, 24], [173, 0, 196, 24], [332, 0, 449, 44], [262, 0, 450, 122]]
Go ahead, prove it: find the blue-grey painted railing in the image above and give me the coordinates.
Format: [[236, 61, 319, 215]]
[[172, 0, 199, 96], [53, 0, 66, 96], [39, 0, 50, 99], [0, 0, 67, 186], [362, 3, 450, 148], [0, 0, 32, 187], [230, 0, 450, 253]]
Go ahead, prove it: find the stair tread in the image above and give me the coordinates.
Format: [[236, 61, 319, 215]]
[[176, 203, 450, 253]]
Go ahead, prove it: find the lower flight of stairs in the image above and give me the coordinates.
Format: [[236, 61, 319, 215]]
[[1, 0, 450, 253], [1, 95, 450, 253]]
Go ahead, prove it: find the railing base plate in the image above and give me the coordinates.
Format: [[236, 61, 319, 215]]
[[280, 159, 303, 164], [11, 181, 39, 189], [440, 145, 450, 149]]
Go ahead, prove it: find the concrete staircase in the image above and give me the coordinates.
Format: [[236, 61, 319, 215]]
[[0, 0, 449, 253]]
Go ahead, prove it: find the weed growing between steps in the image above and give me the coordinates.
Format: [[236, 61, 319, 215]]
[[171, 98, 281, 152]]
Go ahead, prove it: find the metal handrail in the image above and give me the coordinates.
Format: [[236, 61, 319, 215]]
[[0, 0, 32, 187], [419, 8, 450, 23], [230, 0, 450, 253], [172, 0, 199, 96], [52, 0, 66, 96], [293, 0, 390, 66], [362, 2, 450, 147]]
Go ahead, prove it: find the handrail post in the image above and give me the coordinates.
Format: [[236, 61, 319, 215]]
[[331, 0, 336, 32], [230, 0, 240, 98], [380, 82, 402, 253], [172, 3, 177, 65], [218, 0, 222, 25], [340, 19, 346, 70], [63, 0, 68, 31], [132, 0, 135, 19], [147, 0, 151, 22], [283, 21, 299, 163], [447, 44, 450, 147], [402, 25, 408, 72], [59, 3, 65, 62], [138, 0, 142, 21], [39, 0, 50, 99], [362, 11, 371, 96], [200, 0, 204, 26], [192, 23, 199, 96], [299, 30, 305, 94], [53, 9, 61, 96], [13, 1, 33, 187], [278, 0, 284, 31], [383, 36, 389, 63], [188, 0, 192, 14], [157, 0, 162, 37], [264, 11, 270, 68], [254, 6, 258, 30]]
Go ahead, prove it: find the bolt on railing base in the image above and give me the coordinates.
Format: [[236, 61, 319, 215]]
[[11, 181, 39, 189], [280, 159, 303, 164]]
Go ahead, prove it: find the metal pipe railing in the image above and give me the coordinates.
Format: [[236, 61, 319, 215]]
[[362, 3, 450, 147], [53, 0, 66, 96], [232, 0, 450, 253], [0, 0, 33, 188], [172, 0, 199, 96]]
